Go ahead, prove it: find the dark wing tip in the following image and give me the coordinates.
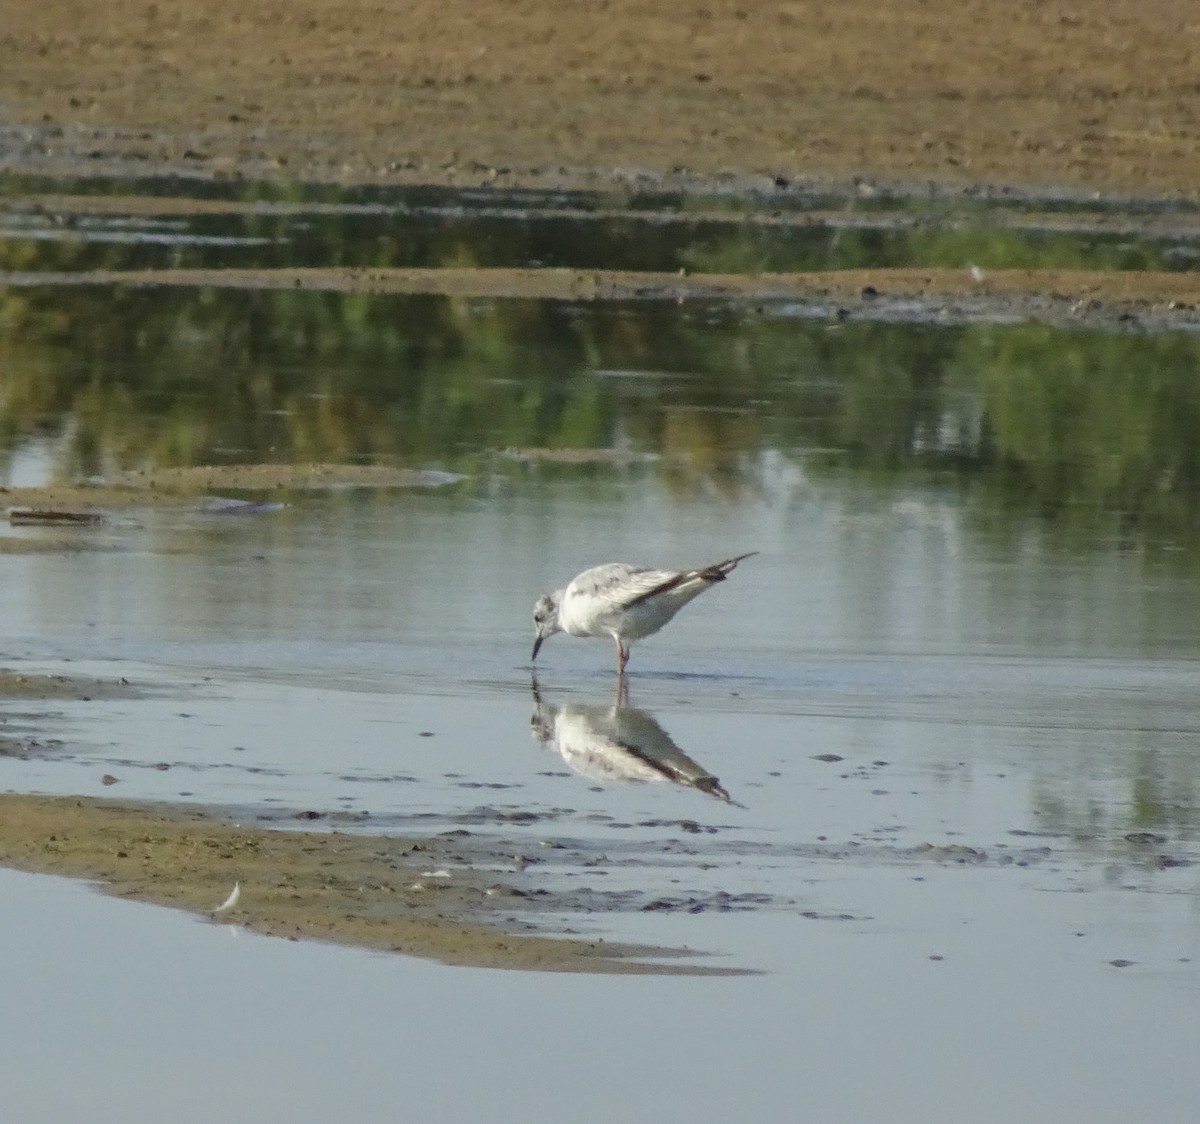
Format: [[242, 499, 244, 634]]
[[701, 551, 759, 582]]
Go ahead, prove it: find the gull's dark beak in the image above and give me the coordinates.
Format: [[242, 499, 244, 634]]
[[531, 634, 544, 662]]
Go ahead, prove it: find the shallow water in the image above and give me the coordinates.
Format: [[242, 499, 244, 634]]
[[3, 172, 1200, 274], [2, 182, 1200, 1120], [4, 864, 1199, 1124]]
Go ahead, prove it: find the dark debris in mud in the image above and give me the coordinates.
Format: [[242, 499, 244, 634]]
[[910, 843, 990, 864], [641, 891, 774, 914], [610, 817, 723, 834]]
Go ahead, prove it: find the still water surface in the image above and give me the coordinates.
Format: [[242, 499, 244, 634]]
[[2, 185, 1200, 1121], [4, 173, 1200, 274]]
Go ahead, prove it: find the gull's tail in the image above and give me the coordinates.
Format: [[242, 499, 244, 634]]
[[697, 551, 758, 583], [624, 551, 758, 609]]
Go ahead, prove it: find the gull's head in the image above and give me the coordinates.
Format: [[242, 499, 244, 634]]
[[531, 591, 563, 661]]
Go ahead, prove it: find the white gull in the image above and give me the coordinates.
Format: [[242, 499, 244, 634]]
[[530, 552, 756, 673]]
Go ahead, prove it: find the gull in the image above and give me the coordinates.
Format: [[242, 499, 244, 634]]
[[531, 552, 756, 673]]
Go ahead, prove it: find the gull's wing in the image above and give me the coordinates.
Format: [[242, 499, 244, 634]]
[[566, 553, 756, 613], [565, 562, 682, 609], [622, 551, 758, 609]]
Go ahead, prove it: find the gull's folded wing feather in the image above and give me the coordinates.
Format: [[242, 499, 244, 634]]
[[567, 563, 679, 607], [622, 553, 757, 608], [567, 553, 756, 612]]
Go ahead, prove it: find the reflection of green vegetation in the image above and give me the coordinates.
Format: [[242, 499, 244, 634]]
[[957, 326, 1200, 544], [4, 277, 1200, 549], [1032, 744, 1200, 844], [0, 285, 635, 478], [680, 221, 1175, 275]]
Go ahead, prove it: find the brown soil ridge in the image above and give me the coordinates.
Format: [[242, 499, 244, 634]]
[[0, 465, 465, 530], [5, 266, 1199, 327]]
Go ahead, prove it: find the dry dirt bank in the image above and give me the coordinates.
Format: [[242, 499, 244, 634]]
[[1, 0, 1198, 198]]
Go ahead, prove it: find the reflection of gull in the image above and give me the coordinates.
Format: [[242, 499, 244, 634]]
[[531, 553, 756, 674], [531, 681, 735, 803]]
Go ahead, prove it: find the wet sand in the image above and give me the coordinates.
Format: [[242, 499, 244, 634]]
[[0, 660, 737, 973], [0, 673, 732, 973], [5, 264, 1200, 331], [0, 788, 733, 975]]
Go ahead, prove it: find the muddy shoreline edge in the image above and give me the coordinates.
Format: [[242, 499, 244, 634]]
[[5, 263, 1200, 334], [0, 791, 741, 976], [0, 672, 747, 975], [0, 796, 740, 975]]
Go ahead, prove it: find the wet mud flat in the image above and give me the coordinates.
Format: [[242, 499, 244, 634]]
[[0, 671, 142, 755], [7, 263, 1200, 334], [5, 665, 1197, 977], [0, 464, 466, 529], [5, 168, 1200, 335], [0, 789, 744, 976], [5, 178, 1200, 345], [0, 671, 752, 974], [5, 759, 1194, 975], [0, 665, 754, 972]]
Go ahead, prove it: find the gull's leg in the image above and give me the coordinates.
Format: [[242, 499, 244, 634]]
[[616, 639, 630, 676]]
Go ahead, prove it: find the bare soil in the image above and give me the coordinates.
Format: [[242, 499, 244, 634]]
[[1, 0, 1198, 199]]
